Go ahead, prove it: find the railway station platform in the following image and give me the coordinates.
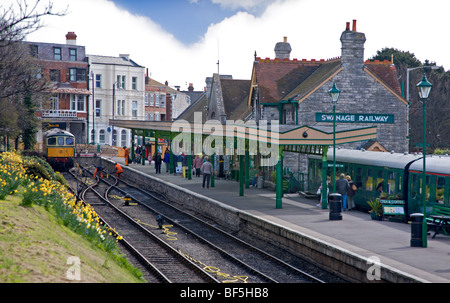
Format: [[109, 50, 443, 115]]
[[106, 156, 450, 283]]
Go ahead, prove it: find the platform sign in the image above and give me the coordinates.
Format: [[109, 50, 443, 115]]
[[315, 113, 394, 124], [381, 200, 405, 216]]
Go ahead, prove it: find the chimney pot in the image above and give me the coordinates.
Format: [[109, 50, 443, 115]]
[[65, 31, 77, 45], [346, 22, 350, 31], [352, 20, 357, 31]]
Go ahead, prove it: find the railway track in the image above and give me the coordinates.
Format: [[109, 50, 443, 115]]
[[63, 170, 220, 283], [65, 166, 326, 283]]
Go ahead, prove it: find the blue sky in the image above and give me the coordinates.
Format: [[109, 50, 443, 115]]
[[16, 0, 450, 91], [111, 0, 258, 44]]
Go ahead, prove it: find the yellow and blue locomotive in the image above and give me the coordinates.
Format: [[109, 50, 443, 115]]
[[43, 129, 75, 170]]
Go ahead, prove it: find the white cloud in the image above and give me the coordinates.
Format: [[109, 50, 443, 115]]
[[3, 0, 450, 91]]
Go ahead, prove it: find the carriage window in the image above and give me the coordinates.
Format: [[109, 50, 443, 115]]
[[48, 138, 56, 145], [66, 137, 74, 145], [388, 172, 396, 195], [366, 169, 373, 191], [436, 177, 445, 204], [58, 137, 64, 145]]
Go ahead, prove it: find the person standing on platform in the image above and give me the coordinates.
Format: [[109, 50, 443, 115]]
[[193, 155, 203, 177], [135, 145, 142, 164], [346, 175, 356, 211], [163, 149, 170, 172], [154, 151, 162, 174], [123, 146, 130, 166], [336, 173, 349, 211], [114, 163, 123, 179], [200, 157, 213, 188]]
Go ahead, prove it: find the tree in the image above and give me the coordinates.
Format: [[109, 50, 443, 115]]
[[0, 0, 66, 150], [370, 48, 450, 152]]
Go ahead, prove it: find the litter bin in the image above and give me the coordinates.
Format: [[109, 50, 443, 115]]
[[329, 193, 342, 220], [410, 213, 424, 247]]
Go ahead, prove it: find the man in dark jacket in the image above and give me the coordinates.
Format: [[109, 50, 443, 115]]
[[154, 151, 162, 174], [336, 173, 349, 211]]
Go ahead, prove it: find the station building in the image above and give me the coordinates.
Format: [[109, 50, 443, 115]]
[[110, 20, 407, 207], [24, 32, 91, 149]]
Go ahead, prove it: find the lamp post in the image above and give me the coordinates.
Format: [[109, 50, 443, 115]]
[[329, 82, 340, 193], [91, 71, 95, 145], [416, 73, 432, 248], [112, 80, 119, 146]]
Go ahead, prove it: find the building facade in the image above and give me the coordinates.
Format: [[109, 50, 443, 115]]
[[87, 53, 145, 147], [24, 32, 90, 149], [250, 20, 408, 154]]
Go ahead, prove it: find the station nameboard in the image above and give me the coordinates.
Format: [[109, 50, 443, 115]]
[[315, 113, 394, 124]]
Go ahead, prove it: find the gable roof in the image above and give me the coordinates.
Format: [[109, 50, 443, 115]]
[[252, 57, 324, 104], [252, 57, 405, 105], [220, 79, 252, 120], [176, 93, 208, 123], [282, 59, 342, 102]]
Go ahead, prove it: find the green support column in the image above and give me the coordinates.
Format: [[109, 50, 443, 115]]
[[275, 145, 283, 209], [239, 154, 244, 196], [187, 154, 192, 180], [321, 146, 329, 209], [169, 134, 174, 174], [131, 130, 135, 163], [245, 150, 250, 189], [210, 154, 215, 187], [141, 131, 146, 165]]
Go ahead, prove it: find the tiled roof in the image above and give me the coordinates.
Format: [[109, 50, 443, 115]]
[[88, 55, 143, 68], [253, 57, 324, 104], [364, 60, 402, 96], [220, 79, 251, 120], [176, 93, 208, 123], [253, 57, 403, 104], [283, 59, 342, 102]]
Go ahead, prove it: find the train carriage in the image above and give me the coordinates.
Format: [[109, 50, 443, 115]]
[[43, 129, 75, 170], [308, 149, 450, 219]]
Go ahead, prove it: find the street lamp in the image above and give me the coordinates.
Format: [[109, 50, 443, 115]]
[[329, 81, 340, 193], [90, 71, 95, 145], [416, 73, 432, 248]]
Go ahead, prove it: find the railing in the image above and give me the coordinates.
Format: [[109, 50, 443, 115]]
[[41, 110, 78, 118]]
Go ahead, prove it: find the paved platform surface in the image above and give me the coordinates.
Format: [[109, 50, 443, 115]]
[[111, 157, 450, 282]]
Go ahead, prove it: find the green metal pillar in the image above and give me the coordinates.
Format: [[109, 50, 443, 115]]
[[141, 130, 146, 165], [245, 150, 250, 189], [275, 145, 283, 209], [131, 130, 135, 163], [169, 133, 174, 174], [187, 153, 192, 180], [211, 154, 215, 187], [321, 146, 329, 209], [239, 154, 244, 196]]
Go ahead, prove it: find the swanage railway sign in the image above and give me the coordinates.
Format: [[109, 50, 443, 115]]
[[315, 113, 394, 124]]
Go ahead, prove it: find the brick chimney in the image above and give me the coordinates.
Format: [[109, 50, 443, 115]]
[[65, 32, 77, 45], [188, 83, 194, 91], [340, 20, 365, 73], [274, 36, 291, 60]]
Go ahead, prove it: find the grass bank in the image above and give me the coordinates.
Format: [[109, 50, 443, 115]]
[[0, 151, 145, 283]]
